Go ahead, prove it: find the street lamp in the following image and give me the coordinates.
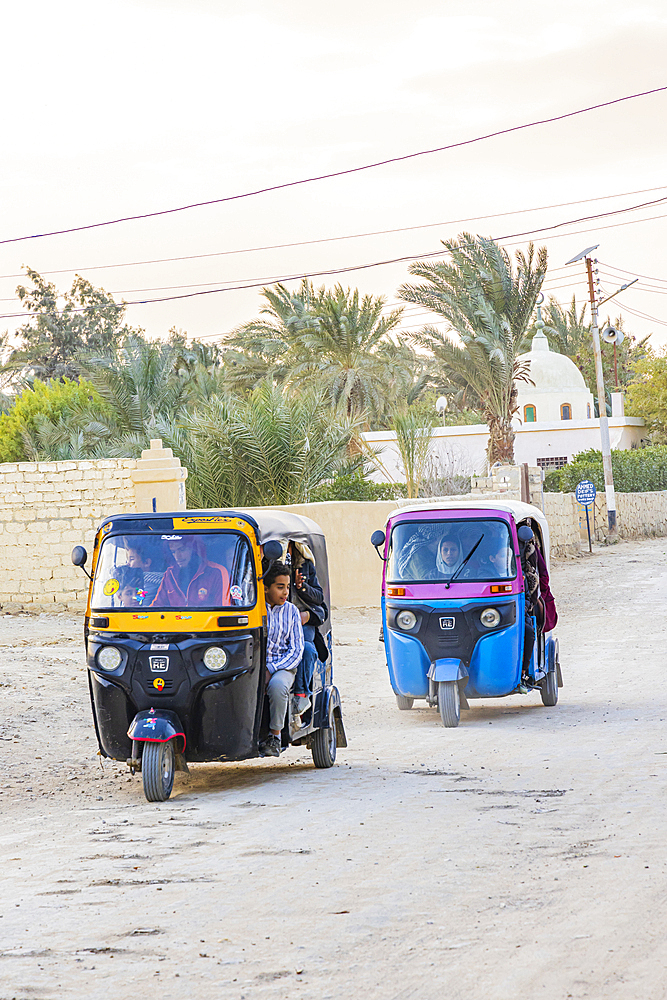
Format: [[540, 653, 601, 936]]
[[435, 396, 448, 426]]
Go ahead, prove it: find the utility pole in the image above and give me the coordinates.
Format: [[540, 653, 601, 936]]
[[565, 245, 617, 538]]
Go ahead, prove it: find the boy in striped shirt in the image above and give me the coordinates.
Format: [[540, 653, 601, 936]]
[[259, 561, 304, 757]]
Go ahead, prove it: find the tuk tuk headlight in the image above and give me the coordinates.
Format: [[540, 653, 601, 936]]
[[480, 607, 501, 629], [203, 645, 228, 671], [396, 610, 417, 631], [97, 645, 122, 672]]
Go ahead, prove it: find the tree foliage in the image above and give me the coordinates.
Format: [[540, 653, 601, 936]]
[[399, 234, 547, 466], [0, 378, 107, 463], [6, 269, 142, 380], [224, 279, 420, 426], [625, 350, 667, 442], [164, 381, 357, 508], [392, 407, 436, 498], [544, 446, 667, 493]]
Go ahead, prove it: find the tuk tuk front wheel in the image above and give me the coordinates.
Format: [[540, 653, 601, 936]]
[[438, 681, 461, 728], [540, 669, 558, 707], [142, 740, 176, 802], [396, 694, 414, 711], [311, 714, 337, 768]]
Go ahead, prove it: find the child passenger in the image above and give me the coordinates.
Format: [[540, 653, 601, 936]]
[[259, 561, 304, 758], [116, 566, 145, 608]]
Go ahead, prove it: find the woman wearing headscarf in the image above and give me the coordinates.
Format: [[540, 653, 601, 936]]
[[435, 536, 463, 578]]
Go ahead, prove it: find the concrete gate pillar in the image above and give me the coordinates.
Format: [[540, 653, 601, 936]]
[[130, 439, 188, 513]]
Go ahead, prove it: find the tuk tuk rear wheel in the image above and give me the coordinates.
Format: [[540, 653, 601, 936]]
[[142, 740, 176, 802], [396, 694, 414, 711], [540, 669, 558, 707], [311, 714, 337, 768], [438, 681, 461, 728]]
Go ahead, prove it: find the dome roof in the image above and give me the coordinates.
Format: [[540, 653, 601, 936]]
[[518, 329, 588, 393]]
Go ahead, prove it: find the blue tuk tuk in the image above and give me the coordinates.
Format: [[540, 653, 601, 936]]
[[370, 500, 562, 727]]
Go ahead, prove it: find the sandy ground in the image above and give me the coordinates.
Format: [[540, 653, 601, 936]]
[[2, 538, 667, 999]]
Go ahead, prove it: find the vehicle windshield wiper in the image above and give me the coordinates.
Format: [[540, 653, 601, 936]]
[[445, 534, 484, 589]]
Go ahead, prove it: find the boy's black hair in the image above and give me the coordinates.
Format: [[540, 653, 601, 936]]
[[263, 560, 291, 589], [116, 565, 143, 590]]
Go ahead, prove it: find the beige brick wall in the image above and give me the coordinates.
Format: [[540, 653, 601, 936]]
[[543, 493, 582, 557], [0, 459, 137, 611], [580, 490, 667, 544], [2, 458, 667, 610]]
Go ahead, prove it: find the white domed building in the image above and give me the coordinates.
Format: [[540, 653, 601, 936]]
[[363, 319, 647, 482], [515, 327, 594, 426]]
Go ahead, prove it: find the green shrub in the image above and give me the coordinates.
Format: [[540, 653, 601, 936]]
[[311, 472, 405, 502], [0, 379, 104, 463], [546, 447, 667, 493], [542, 469, 562, 493]]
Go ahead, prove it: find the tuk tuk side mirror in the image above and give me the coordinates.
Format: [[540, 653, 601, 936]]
[[71, 545, 92, 580], [71, 545, 88, 567], [517, 526, 534, 543], [370, 530, 386, 561], [263, 540, 283, 563]]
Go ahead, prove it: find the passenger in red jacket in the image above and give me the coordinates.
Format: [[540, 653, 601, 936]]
[[152, 537, 230, 608]]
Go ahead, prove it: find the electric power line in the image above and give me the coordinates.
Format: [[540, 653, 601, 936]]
[[2, 202, 666, 321], [2, 183, 665, 282], [2, 85, 666, 247]]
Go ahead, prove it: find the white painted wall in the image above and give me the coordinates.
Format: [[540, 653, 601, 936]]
[[364, 417, 647, 482]]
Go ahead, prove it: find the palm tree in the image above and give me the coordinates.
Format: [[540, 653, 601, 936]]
[[224, 281, 413, 426], [165, 381, 356, 508], [542, 295, 590, 356], [222, 280, 318, 392], [393, 407, 435, 498], [77, 335, 193, 454], [399, 233, 547, 466], [289, 284, 405, 422]]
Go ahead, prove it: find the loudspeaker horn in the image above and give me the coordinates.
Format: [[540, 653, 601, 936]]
[[602, 326, 625, 345]]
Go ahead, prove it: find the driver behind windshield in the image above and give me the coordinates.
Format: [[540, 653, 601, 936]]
[[435, 536, 462, 578], [151, 536, 230, 607]]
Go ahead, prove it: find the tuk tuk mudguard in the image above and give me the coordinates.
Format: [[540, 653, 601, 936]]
[[315, 685, 347, 747], [546, 635, 562, 687], [128, 709, 186, 749], [427, 658, 468, 683]]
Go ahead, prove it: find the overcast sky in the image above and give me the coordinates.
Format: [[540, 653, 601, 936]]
[[1, 0, 666, 347]]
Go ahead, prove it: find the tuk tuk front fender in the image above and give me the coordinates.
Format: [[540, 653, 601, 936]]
[[128, 710, 186, 750], [316, 685, 347, 747], [427, 659, 469, 685]]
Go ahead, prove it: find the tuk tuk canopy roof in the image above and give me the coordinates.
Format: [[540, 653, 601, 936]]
[[236, 508, 326, 546]]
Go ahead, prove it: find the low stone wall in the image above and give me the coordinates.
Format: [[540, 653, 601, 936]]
[[542, 493, 581, 556], [583, 490, 667, 543], [1, 460, 666, 610], [0, 459, 137, 611]]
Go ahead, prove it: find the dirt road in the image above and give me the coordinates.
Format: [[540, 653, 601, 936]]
[[2, 538, 667, 999]]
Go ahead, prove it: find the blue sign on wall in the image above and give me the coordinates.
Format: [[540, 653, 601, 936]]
[[575, 479, 597, 506]]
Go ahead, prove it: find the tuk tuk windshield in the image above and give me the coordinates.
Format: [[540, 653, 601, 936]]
[[91, 531, 256, 610], [388, 518, 516, 583]]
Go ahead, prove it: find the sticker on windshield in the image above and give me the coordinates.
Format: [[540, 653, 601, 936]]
[[161, 535, 182, 540], [198, 587, 208, 600], [230, 585, 242, 601], [103, 578, 119, 596]]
